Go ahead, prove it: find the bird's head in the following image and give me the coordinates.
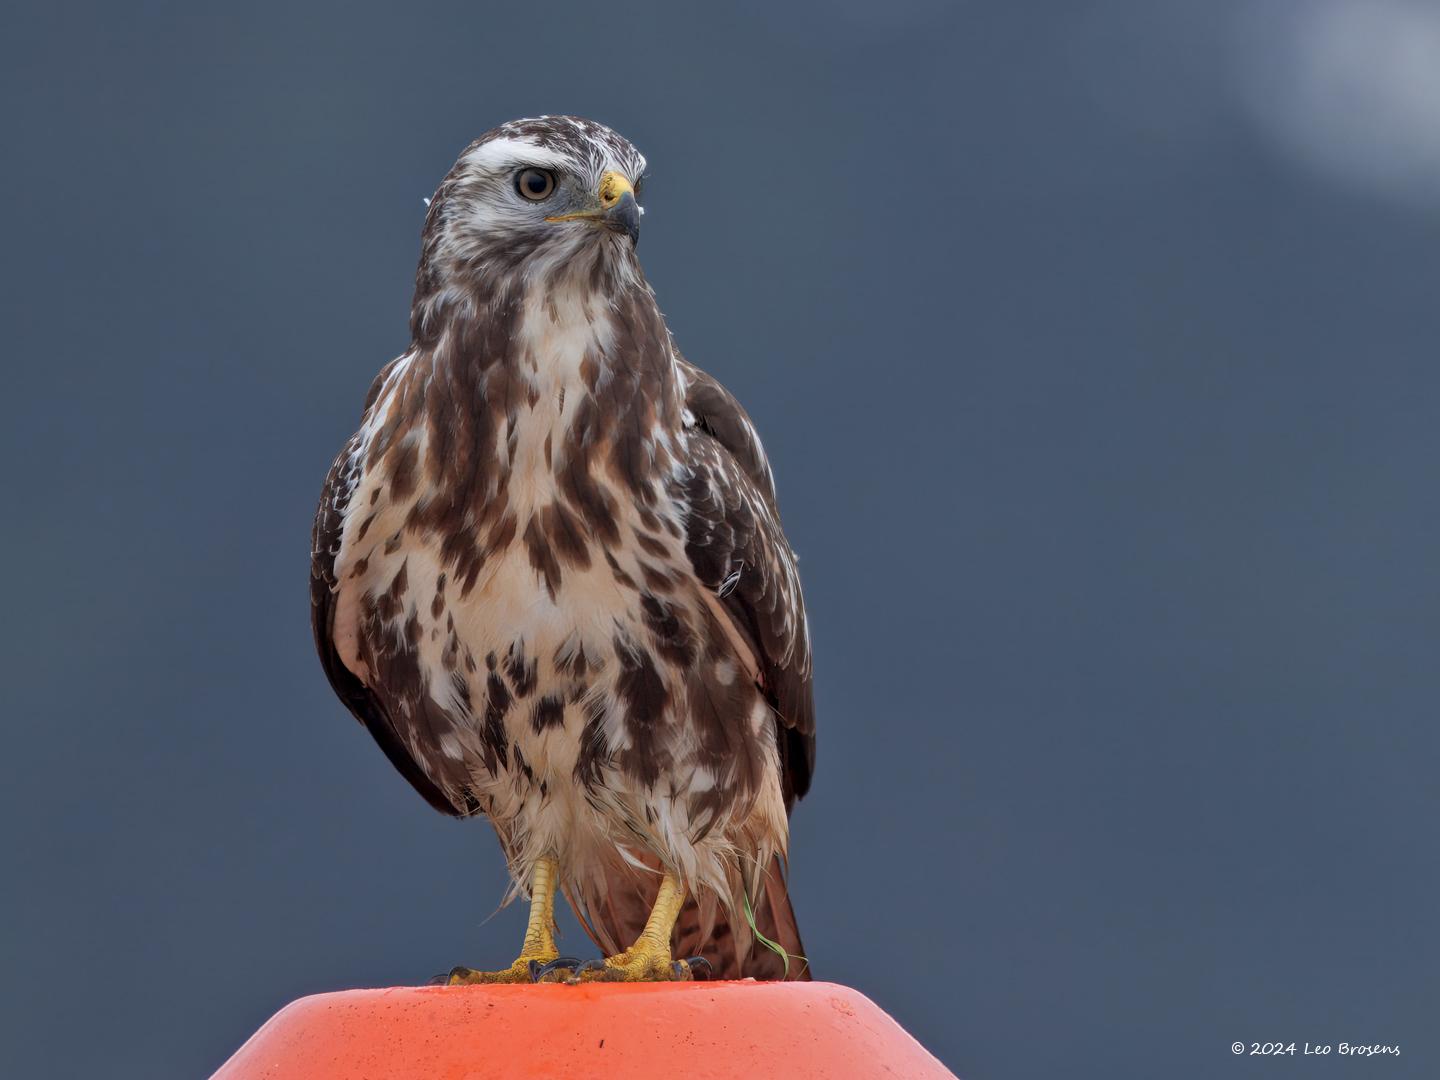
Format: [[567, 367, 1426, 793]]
[[414, 116, 648, 314]]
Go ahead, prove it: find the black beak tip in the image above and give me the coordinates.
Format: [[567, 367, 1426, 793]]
[[606, 191, 641, 246]]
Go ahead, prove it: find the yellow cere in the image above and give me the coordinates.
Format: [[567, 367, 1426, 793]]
[[598, 171, 633, 208]]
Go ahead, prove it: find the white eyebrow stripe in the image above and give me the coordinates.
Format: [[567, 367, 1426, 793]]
[[461, 138, 571, 174]]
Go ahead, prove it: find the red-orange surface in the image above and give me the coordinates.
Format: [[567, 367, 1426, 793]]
[[212, 980, 957, 1079]]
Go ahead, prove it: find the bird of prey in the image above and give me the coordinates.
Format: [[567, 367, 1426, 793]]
[[310, 117, 814, 983]]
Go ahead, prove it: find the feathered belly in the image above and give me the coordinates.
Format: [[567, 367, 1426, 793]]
[[333, 483, 784, 889], [431, 541, 652, 794]]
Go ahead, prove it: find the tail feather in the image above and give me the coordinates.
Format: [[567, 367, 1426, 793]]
[[676, 856, 809, 980], [570, 855, 809, 981]]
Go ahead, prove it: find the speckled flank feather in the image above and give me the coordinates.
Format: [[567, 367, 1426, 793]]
[[310, 116, 814, 978]]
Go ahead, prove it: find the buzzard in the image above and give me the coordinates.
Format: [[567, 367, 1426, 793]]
[[310, 117, 814, 983]]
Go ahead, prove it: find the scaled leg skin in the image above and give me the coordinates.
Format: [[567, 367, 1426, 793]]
[[580, 872, 692, 982], [446, 856, 569, 984]]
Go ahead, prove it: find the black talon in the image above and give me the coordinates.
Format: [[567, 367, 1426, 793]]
[[574, 958, 609, 977], [430, 965, 471, 986], [533, 957, 583, 981], [673, 956, 710, 981]]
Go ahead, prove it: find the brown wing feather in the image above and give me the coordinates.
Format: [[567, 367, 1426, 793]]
[[678, 357, 816, 808], [309, 375, 478, 818]]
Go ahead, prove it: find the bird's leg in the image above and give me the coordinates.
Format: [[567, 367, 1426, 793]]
[[446, 855, 571, 984], [579, 871, 691, 981]]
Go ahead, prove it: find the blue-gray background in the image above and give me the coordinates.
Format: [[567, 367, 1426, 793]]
[[3, 2, 1436, 1077]]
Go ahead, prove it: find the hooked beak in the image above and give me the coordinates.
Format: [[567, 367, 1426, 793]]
[[605, 190, 641, 246], [546, 170, 641, 246]]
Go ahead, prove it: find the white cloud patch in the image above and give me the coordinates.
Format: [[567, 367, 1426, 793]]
[[1232, 0, 1440, 211]]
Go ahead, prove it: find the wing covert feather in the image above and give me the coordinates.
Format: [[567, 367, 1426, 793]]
[[678, 359, 816, 807]]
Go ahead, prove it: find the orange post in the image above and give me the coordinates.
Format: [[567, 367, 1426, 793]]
[[213, 980, 957, 1079]]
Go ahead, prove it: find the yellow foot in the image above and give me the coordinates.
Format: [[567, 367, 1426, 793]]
[[576, 944, 692, 982], [444, 955, 578, 984]]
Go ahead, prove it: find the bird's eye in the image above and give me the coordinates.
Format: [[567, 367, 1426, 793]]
[[516, 168, 557, 201]]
